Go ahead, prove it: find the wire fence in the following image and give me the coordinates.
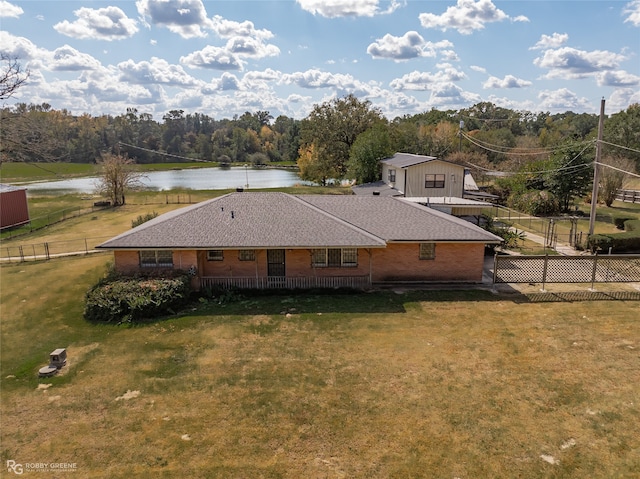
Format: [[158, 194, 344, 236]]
[[484, 206, 586, 249], [1, 194, 197, 241], [1, 236, 112, 263]]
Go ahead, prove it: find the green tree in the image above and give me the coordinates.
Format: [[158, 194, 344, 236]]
[[546, 145, 594, 212], [299, 94, 384, 185], [604, 103, 640, 171], [347, 124, 393, 184]]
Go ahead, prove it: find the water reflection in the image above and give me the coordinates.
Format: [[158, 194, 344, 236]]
[[22, 166, 304, 195]]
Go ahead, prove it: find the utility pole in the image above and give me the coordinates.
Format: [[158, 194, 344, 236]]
[[588, 98, 605, 237]]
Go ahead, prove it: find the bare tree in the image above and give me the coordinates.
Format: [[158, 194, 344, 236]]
[[95, 154, 145, 206], [599, 155, 637, 207], [1, 54, 30, 100]]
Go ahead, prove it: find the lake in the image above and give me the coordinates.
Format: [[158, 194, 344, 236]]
[[22, 166, 305, 195]]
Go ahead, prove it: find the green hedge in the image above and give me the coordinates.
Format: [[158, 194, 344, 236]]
[[84, 275, 192, 323], [588, 219, 640, 253]]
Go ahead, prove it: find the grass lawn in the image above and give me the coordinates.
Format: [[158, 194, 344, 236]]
[[1, 253, 639, 478]]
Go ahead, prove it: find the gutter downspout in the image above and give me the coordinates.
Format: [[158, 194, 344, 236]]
[[403, 169, 407, 197]]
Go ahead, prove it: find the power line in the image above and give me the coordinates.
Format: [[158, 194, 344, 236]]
[[460, 130, 592, 156], [465, 142, 594, 176], [595, 161, 640, 178], [599, 140, 640, 155], [118, 141, 213, 163]]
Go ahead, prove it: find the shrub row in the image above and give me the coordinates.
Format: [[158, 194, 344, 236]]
[[84, 274, 192, 323], [587, 219, 640, 253]]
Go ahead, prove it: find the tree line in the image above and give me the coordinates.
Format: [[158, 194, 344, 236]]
[[1, 94, 639, 214]]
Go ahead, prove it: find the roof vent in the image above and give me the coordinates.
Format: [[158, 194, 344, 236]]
[[372, 191, 380, 196]]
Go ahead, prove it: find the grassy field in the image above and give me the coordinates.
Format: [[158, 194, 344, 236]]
[[1, 168, 639, 476], [1, 252, 639, 478], [1, 193, 640, 477]]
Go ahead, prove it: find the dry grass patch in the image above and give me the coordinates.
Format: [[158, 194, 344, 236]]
[[1, 261, 639, 478]]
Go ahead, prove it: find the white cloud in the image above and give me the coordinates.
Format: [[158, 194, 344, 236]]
[[50, 45, 103, 71], [419, 0, 516, 35], [367, 33, 455, 61], [180, 46, 243, 71], [534, 47, 627, 79], [608, 88, 640, 113], [623, 0, 640, 26], [389, 67, 466, 91], [119, 57, 199, 86], [0, 1, 23, 18], [136, 0, 213, 38], [428, 82, 481, 107], [470, 65, 486, 73], [218, 73, 241, 91], [211, 15, 274, 40], [296, 0, 403, 18], [367, 31, 428, 61], [0, 31, 43, 61], [226, 37, 280, 59], [483, 74, 532, 89], [280, 69, 376, 97], [537, 88, 592, 112], [529, 33, 569, 51], [54, 6, 138, 41], [596, 70, 640, 87]]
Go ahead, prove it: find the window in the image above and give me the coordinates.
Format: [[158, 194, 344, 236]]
[[238, 250, 256, 261], [140, 250, 173, 267], [311, 249, 327, 267], [207, 250, 224, 261], [388, 169, 396, 183], [342, 248, 358, 267], [425, 174, 445, 188], [419, 243, 436, 260], [311, 248, 357, 267]]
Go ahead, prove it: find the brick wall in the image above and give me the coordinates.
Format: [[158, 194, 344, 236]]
[[114, 243, 485, 284], [371, 242, 484, 282]]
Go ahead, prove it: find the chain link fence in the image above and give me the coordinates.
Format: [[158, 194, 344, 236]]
[[494, 254, 640, 287]]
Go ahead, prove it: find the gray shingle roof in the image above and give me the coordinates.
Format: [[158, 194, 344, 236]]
[[98, 192, 386, 249], [299, 195, 502, 243], [97, 192, 502, 250], [381, 152, 438, 168]]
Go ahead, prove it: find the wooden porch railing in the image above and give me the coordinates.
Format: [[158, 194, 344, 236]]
[[200, 275, 371, 290]]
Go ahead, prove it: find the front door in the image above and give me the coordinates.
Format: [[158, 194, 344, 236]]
[[267, 249, 286, 286]]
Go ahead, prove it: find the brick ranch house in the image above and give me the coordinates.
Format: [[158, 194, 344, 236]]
[[97, 192, 503, 290]]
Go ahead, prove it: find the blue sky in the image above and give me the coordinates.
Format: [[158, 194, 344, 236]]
[[1, 0, 639, 121]]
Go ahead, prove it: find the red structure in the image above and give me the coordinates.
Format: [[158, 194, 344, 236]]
[[0, 184, 30, 230]]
